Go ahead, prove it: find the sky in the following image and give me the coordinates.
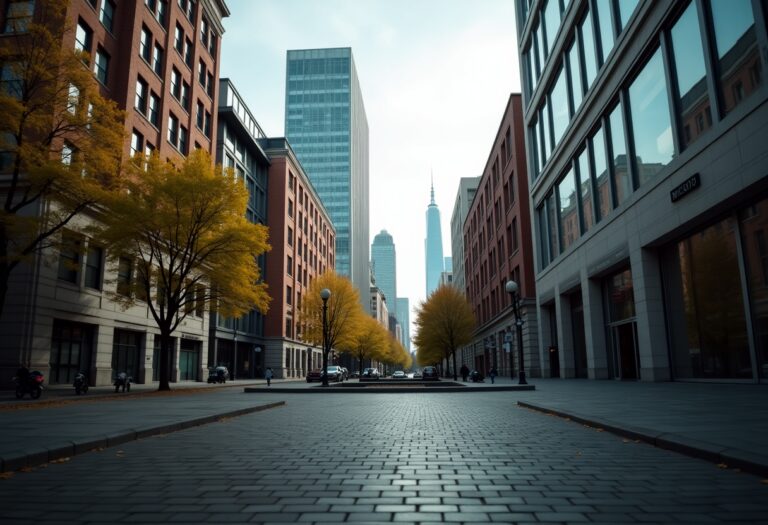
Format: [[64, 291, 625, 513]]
[[220, 0, 521, 339]]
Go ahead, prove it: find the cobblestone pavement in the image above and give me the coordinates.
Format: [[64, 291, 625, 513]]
[[1, 392, 767, 524]]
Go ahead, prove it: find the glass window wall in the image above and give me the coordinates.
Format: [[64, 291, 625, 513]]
[[580, 9, 599, 90], [568, 39, 583, 112], [591, 126, 610, 222], [740, 199, 768, 379], [709, 0, 762, 116], [558, 167, 578, 252], [543, 0, 561, 58], [628, 48, 674, 187], [595, 0, 615, 63], [551, 66, 570, 143], [577, 147, 594, 233], [670, 2, 712, 149], [608, 102, 631, 206], [547, 192, 559, 262], [541, 103, 552, 165], [618, 0, 639, 30]]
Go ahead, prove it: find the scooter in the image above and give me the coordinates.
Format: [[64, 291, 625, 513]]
[[14, 370, 44, 399], [73, 371, 89, 395], [114, 372, 131, 393]]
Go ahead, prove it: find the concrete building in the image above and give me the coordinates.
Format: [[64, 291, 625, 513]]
[[0, 0, 229, 386], [425, 181, 444, 296], [257, 138, 336, 380], [210, 79, 269, 379], [370, 230, 397, 317], [516, 0, 768, 381], [451, 176, 481, 295], [284, 48, 370, 310], [463, 94, 536, 377]]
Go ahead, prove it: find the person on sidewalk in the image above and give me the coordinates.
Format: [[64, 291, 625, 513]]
[[265, 367, 273, 387], [460, 364, 469, 382], [489, 366, 498, 384]]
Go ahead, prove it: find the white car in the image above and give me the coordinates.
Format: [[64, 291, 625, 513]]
[[392, 371, 406, 379]]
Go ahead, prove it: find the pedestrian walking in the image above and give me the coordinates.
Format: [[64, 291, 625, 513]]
[[489, 366, 498, 384], [460, 364, 469, 382], [265, 367, 273, 387]]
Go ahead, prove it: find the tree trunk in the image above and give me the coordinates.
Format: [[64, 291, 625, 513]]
[[0, 224, 11, 321], [158, 330, 172, 391], [451, 349, 458, 381]]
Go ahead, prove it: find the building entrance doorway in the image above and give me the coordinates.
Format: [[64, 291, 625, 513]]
[[571, 292, 588, 378], [611, 321, 639, 379]]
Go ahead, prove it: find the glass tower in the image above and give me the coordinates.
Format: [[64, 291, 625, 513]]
[[371, 230, 397, 313], [425, 181, 444, 297], [285, 48, 370, 305]]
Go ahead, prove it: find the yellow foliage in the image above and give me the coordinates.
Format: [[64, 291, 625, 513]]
[[300, 271, 365, 353], [414, 284, 475, 367], [343, 314, 389, 375], [0, 0, 124, 318]]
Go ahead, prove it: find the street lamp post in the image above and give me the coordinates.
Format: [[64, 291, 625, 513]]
[[320, 288, 331, 387], [232, 324, 237, 381], [505, 280, 527, 385]]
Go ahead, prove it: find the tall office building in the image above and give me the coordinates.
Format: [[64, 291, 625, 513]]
[[396, 298, 411, 353], [516, 0, 768, 381], [285, 48, 370, 308], [371, 230, 397, 311], [450, 176, 480, 295], [425, 181, 444, 296]]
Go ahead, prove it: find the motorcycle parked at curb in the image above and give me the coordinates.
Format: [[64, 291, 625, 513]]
[[74, 371, 89, 395], [14, 369, 45, 399], [114, 372, 132, 393]]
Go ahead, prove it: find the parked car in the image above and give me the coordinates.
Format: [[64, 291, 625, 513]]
[[413, 370, 423, 379], [207, 366, 230, 384], [306, 369, 324, 382], [392, 370, 406, 379], [325, 365, 345, 382], [469, 369, 485, 382], [422, 366, 439, 380], [362, 367, 380, 379]]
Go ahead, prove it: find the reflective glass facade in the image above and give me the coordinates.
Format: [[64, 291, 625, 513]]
[[285, 48, 370, 302]]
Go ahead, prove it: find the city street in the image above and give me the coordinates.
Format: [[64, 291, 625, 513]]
[[1, 390, 767, 524]]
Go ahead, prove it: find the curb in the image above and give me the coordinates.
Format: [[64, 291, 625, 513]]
[[517, 401, 768, 478], [244, 385, 536, 394], [0, 401, 285, 473]]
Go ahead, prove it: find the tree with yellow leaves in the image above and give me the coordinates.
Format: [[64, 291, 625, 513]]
[[300, 271, 364, 385], [0, 0, 124, 320], [413, 284, 475, 380], [346, 314, 389, 377], [385, 335, 411, 370], [93, 151, 271, 391]]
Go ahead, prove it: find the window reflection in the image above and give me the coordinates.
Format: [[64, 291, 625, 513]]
[[580, 11, 598, 89], [541, 104, 551, 164], [618, 0, 639, 30], [628, 48, 674, 187], [591, 126, 610, 221], [568, 40, 583, 112], [608, 103, 631, 206], [670, 2, 711, 149], [543, 0, 561, 58], [535, 20, 546, 82], [558, 168, 578, 251], [577, 148, 593, 232], [710, 0, 762, 115], [551, 66, 569, 143], [547, 192, 559, 261], [740, 200, 768, 378], [595, 0, 614, 63]]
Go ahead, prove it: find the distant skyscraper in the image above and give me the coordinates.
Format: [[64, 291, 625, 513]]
[[425, 180, 444, 296], [371, 230, 397, 310], [285, 48, 370, 307], [451, 176, 480, 295], [396, 298, 411, 352]]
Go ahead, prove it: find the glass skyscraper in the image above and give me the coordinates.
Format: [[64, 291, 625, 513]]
[[285, 48, 370, 306], [371, 230, 397, 312], [425, 181, 444, 297]]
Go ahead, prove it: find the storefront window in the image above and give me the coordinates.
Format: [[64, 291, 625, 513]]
[[740, 200, 768, 379], [710, 0, 762, 116], [670, 2, 712, 149], [666, 217, 751, 378]]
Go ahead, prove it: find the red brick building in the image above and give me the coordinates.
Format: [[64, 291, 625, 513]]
[[257, 138, 336, 380], [462, 94, 538, 378]]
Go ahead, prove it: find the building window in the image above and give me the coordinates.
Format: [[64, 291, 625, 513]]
[[286, 285, 292, 305], [67, 83, 79, 115], [135, 77, 148, 114], [130, 130, 143, 157], [99, 0, 115, 32], [179, 0, 195, 21], [61, 142, 74, 165], [174, 23, 183, 53], [628, 47, 673, 187], [195, 285, 205, 317], [206, 72, 213, 97], [557, 167, 578, 252], [567, 39, 583, 112], [148, 92, 159, 126], [577, 147, 594, 233], [608, 101, 630, 207], [116, 257, 132, 296], [709, 0, 761, 116], [288, 226, 293, 247], [595, 0, 614, 64], [140, 26, 152, 62], [84, 245, 102, 290], [579, 9, 598, 90], [591, 125, 610, 222], [93, 47, 109, 84], [57, 234, 80, 283], [196, 101, 204, 128], [179, 125, 188, 154], [3, 0, 34, 33], [0, 63, 22, 99], [155, 0, 167, 25], [167, 114, 178, 146], [198, 59, 205, 85], [669, 2, 711, 149], [288, 199, 294, 218], [181, 81, 190, 110], [200, 16, 208, 47], [152, 44, 163, 76], [184, 37, 193, 66], [170, 67, 181, 99], [287, 255, 293, 276], [203, 110, 211, 137], [550, 65, 569, 143], [75, 19, 92, 54]]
